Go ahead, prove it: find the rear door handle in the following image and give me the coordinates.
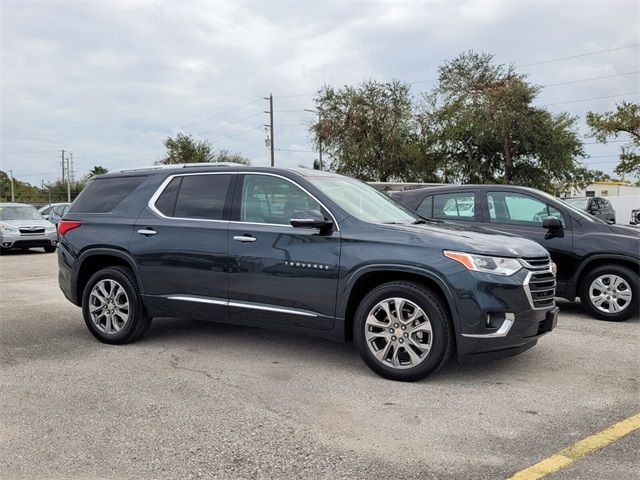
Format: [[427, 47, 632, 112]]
[[138, 228, 157, 236], [233, 235, 256, 243]]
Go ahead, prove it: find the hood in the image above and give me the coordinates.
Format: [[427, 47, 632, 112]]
[[377, 221, 549, 258], [1, 219, 54, 228]]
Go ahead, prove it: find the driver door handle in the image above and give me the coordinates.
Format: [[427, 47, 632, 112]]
[[137, 228, 157, 236], [234, 235, 256, 243]]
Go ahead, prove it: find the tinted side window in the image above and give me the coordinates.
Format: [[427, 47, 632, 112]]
[[154, 177, 182, 217], [417, 196, 433, 217], [488, 191, 565, 227], [173, 174, 231, 220], [433, 193, 476, 220], [70, 176, 147, 213], [240, 175, 321, 225]]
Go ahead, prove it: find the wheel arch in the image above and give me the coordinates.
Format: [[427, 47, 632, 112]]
[[74, 249, 143, 306], [571, 254, 640, 299], [338, 265, 461, 342]]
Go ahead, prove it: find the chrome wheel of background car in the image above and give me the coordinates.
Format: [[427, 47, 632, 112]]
[[89, 279, 130, 334], [364, 297, 432, 369], [589, 274, 632, 314]]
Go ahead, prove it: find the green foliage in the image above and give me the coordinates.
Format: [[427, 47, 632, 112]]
[[157, 132, 251, 166], [41, 178, 87, 202], [0, 171, 42, 202], [310, 80, 436, 182], [418, 51, 585, 191], [586, 101, 640, 177], [86, 165, 109, 179]]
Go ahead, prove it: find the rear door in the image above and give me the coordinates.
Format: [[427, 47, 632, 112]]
[[417, 191, 482, 226], [227, 173, 340, 330], [130, 172, 234, 320]]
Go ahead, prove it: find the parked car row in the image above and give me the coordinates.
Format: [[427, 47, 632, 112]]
[[391, 185, 639, 322], [0, 203, 59, 254]]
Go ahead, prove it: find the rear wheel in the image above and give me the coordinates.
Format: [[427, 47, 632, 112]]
[[579, 265, 638, 321], [82, 266, 152, 344], [353, 281, 453, 382]]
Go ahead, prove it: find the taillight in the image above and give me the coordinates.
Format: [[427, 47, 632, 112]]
[[58, 220, 82, 236]]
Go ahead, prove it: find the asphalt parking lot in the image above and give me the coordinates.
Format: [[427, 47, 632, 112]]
[[1, 250, 638, 480]]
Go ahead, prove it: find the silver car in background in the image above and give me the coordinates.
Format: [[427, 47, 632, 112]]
[[0, 203, 58, 254]]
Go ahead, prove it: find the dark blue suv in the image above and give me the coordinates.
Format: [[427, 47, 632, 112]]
[[57, 164, 558, 381]]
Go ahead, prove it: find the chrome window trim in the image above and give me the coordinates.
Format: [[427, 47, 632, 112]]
[[147, 171, 340, 231], [166, 294, 318, 317]]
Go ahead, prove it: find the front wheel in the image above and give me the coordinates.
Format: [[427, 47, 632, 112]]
[[44, 245, 56, 253], [353, 281, 453, 382], [82, 266, 152, 344], [579, 265, 638, 321]]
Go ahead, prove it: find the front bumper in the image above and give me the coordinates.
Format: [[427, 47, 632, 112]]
[[0, 231, 58, 249], [447, 268, 558, 359]]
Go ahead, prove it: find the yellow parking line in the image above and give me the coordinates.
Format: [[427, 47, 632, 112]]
[[508, 412, 640, 480]]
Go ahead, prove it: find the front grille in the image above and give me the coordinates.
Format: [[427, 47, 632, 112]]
[[19, 227, 45, 235], [521, 256, 556, 310]]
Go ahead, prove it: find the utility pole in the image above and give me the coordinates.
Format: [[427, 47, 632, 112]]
[[8, 170, 15, 202], [264, 94, 274, 167], [304, 108, 322, 170], [65, 156, 71, 202], [60, 149, 66, 182], [69, 152, 74, 183]]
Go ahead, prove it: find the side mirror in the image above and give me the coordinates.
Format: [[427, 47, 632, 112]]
[[290, 210, 333, 230], [542, 217, 563, 230]]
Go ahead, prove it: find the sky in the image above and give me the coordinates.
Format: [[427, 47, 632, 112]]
[[1, 0, 639, 185]]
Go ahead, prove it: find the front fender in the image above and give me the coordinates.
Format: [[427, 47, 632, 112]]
[[336, 263, 462, 336]]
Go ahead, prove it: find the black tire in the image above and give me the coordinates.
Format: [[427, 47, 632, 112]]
[[43, 245, 56, 253], [579, 265, 639, 322], [82, 266, 152, 344], [353, 281, 453, 382]]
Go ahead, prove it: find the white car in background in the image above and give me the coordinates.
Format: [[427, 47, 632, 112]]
[[0, 203, 58, 254]]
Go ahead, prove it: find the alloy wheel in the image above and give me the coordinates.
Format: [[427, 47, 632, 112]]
[[364, 297, 432, 369], [89, 279, 130, 334]]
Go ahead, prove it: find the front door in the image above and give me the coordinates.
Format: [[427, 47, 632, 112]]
[[130, 172, 234, 319], [228, 173, 340, 330], [481, 190, 574, 292]]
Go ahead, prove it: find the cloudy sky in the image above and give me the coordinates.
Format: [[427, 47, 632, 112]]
[[1, 0, 639, 185]]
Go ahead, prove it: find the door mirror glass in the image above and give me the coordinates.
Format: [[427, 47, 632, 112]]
[[542, 217, 563, 230], [290, 210, 332, 230]]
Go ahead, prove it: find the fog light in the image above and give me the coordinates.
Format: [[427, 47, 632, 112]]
[[2, 242, 10, 247], [486, 312, 515, 329]]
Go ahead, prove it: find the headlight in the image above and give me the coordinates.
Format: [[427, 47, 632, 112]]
[[444, 250, 522, 276], [0, 224, 17, 233], [45, 224, 56, 232]]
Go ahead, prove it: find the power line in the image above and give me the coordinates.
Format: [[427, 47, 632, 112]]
[[516, 43, 640, 67], [542, 91, 640, 107], [542, 71, 639, 88]]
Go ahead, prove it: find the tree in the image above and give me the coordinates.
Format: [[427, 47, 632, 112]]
[[0, 171, 42, 202], [157, 132, 251, 166], [586, 101, 640, 177], [417, 51, 586, 191], [310, 80, 436, 182], [212, 149, 251, 166], [87, 165, 109, 178], [158, 132, 216, 164]]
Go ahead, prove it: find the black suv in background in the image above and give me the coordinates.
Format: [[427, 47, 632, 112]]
[[394, 185, 639, 321], [564, 196, 616, 224], [58, 164, 558, 381]]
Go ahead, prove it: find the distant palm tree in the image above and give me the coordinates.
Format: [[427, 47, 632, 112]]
[[87, 165, 108, 178]]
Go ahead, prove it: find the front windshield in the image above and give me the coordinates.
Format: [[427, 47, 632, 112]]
[[307, 176, 419, 224], [0, 205, 43, 221], [564, 198, 588, 210]]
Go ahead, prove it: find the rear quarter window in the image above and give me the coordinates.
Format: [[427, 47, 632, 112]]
[[70, 176, 147, 213]]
